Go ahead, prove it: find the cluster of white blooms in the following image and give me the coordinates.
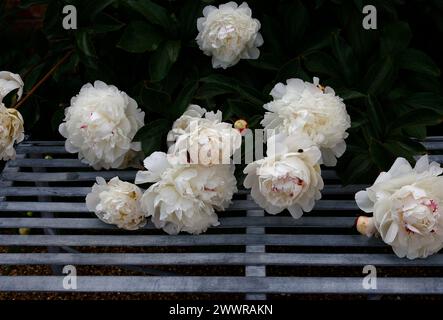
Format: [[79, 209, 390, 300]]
[[0, 71, 25, 160], [81, 1, 443, 261], [59, 81, 145, 170], [167, 104, 242, 165], [196, 2, 263, 69], [136, 105, 240, 234], [135, 152, 237, 234], [243, 76, 349, 219], [355, 156, 443, 259], [262, 77, 351, 167], [86, 105, 239, 234]]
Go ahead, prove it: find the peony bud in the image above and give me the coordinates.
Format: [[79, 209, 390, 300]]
[[356, 216, 376, 237], [234, 119, 248, 135], [19, 228, 31, 235]]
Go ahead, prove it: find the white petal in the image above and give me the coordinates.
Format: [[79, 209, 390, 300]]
[[384, 223, 399, 244], [288, 205, 304, 219], [355, 190, 374, 213], [414, 155, 429, 173], [0, 71, 24, 103]]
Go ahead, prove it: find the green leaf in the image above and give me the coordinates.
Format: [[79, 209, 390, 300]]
[[247, 57, 279, 72], [300, 27, 337, 54], [200, 74, 265, 105], [51, 108, 65, 132], [139, 86, 171, 113], [260, 15, 283, 58], [117, 21, 163, 53], [42, 0, 63, 35], [315, 0, 326, 8], [350, 119, 368, 129], [335, 88, 366, 101], [23, 63, 45, 92], [135, 119, 170, 156], [227, 99, 261, 118], [282, 0, 308, 47], [172, 81, 199, 118], [196, 83, 231, 100], [380, 21, 412, 56], [404, 73, 441, 93], [364, 56, 397, 95], [75, 30, 98, 69], [366, 95, 385, 139], [75, 30, 97, 57], [369, 139, 391, 170], [339, 153, 373, 184], [178, 0, 202, 39], [382, 138, 426, 162], [391, 109, 443, 129], [53, 53, 80, 82], [381, 141, 414, 163], [393, 138, 427, 154], [331, 33, 358, 84], [353, 0, 364, 10], [403, 126, 427, 140], [19, 0, 48, 8], [276, 58, 309, 83], [91, 14, 125, 33], [126, 0, 172, 30], [303, 52, 340, 78], [149, 40, 181, 82], [85, 0, 117, 20], [347, 8, 378, 60], [403, 92, 443, 114], [398, 49, 440, 77]]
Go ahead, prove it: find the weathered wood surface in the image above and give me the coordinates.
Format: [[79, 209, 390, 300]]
[[1, 276, 442, 294], [0, 138, 442, 295]]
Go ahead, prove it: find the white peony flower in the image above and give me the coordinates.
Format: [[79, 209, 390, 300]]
[[243, 140, 324, 219], [59, 81, 145, 170], [136, 152, 238, 211], [141, 183, 219, 235], [0, 71, 24, 102], [86, 177, 146, 230], [135, 152, 237, 234], [355, 156, 443, 259], [261, 77, 351, 166], [167, 105, 242, 165], [196, 1, 263, 69], [0, 71, 25, 161], [0, 104, 25, 160]]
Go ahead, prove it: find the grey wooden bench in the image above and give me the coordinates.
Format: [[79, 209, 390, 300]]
[[0, 138, 443, 298]]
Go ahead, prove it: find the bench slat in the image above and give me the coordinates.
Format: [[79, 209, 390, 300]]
[[15, 146, 68, 154], [0, 276, 441, 294], [0, 185, 368, 197], [8, 159, 88, 168], [1, 252, 442, 266], [0, 187, 91, 197], [0, 234, 382, 247], [0, 200, 359, 212], [0, 217, 356, 229], [0, 170, 341, 183], [1, 171, 137, 182], [18, 141, 66, 146], [420, 141, 443, 151]]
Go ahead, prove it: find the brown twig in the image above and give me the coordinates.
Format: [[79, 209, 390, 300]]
[[13, 50, 74, 110]]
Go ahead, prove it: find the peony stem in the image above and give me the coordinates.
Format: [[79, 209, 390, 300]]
[[13, 50, 74, 110]]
